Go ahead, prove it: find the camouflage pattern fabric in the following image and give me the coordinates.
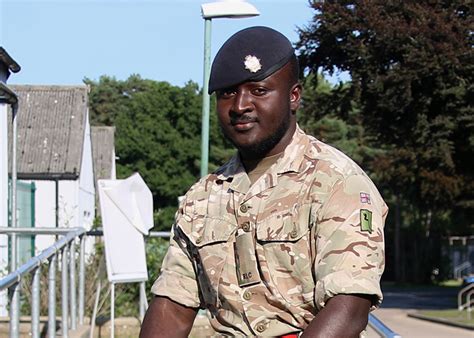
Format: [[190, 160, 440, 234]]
[[152, 125, 387, 336]]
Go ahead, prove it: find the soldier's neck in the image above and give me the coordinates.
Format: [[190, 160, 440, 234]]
[[242, 152, 283, 186]]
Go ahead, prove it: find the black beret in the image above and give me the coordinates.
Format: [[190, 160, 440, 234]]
[[208, 26, 295, 94]]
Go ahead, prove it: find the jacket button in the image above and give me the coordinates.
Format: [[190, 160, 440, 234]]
[[243, 290, 252, 301], [290, 229, 298, 239], [240, 205, 248, 213], [255, 323, 266, 333], [242, 222, 251, 232]]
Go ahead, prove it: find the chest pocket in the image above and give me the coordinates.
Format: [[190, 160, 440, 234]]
[[178, 216, 236, 309], [255, 204, 315, 306]]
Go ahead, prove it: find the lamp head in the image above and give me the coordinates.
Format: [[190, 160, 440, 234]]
[[201, 0, 260, 19]]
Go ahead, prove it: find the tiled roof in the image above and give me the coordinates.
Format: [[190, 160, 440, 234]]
[[91, 126, 115, 181], [9, 85, 89, 179]]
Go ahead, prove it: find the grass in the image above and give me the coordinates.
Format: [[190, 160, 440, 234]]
[[438, 279, 463, 287], [403, 279, 474, 327], [418, 309, 474, 327]]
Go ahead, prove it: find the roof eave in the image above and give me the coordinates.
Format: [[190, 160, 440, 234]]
[[0, 82, 18, 105], [17, 172, 80, 181]]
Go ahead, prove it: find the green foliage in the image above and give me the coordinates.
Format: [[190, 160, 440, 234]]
[[85, 75, 233, 231], [297, 0, 473, 282], [299, 0, 473, 211], [144, 237, 170, 299], [299, 74, 382, 171]]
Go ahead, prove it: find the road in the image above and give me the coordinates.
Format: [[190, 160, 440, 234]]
[[366, 285, 473, 338]]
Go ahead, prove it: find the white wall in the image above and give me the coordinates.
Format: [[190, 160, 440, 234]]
[[111, 147, 117, 180], [0, 105, 7, 229], [32, 179, 95, 252], [0, 104, 8, 316], [29, 180, 78, 252], [77, 111, 96, 260], [78, 110, 95, 230]]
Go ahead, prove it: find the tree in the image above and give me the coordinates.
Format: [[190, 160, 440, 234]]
[[85, 75, 233, 230], [297, 0, 473, 282], [299, 74, 382, 167]]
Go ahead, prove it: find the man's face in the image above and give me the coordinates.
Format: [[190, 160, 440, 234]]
[[216, 63, 301, 160]]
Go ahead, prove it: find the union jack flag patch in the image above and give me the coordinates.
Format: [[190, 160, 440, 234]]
[[360, 192, 371, 204]]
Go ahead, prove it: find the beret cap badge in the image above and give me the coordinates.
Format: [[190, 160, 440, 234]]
[[244, 55, 262, 73]]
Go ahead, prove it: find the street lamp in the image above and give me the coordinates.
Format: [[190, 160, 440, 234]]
[[200, 0, 259, 177]]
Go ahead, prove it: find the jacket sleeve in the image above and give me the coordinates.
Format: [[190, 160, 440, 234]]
[[313, 174, 387, 310], [151, 210, 201, 308]]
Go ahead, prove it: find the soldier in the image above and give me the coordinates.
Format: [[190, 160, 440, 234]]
[[140, 26, 387, 337]]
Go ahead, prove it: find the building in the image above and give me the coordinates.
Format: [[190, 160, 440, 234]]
[[9, 85, 95, 252]]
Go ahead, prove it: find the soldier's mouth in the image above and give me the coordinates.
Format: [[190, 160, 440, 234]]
[[230, 116, 257, 132]]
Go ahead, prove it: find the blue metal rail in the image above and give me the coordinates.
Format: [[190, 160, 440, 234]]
[[369, 313, 402, 338]]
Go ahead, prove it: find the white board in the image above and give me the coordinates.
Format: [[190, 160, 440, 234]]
[[98, 173, 153, 283]]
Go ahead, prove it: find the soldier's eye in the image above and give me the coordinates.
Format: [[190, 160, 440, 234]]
[[217, 88, 236, 98], [252, 87, 267, 96]]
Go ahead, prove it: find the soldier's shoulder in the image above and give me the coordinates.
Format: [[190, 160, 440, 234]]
[[183, 158, 234, 199], [305, 134, 366, 179]]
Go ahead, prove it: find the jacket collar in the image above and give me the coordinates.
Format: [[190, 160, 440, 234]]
[[215, 125, 313, 194]]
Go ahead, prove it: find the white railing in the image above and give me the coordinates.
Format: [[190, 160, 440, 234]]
[[0, 227, 86, 338], [458, 282, 474, 311], [454, 261, 471, 279]]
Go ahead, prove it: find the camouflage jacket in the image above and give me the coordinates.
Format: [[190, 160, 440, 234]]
[[152, 126, 387, 336]]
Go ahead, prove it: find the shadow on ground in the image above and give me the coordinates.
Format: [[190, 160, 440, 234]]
[[380, 283, 460, 310]]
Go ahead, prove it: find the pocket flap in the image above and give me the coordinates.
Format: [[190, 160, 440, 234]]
[[256, 213, 308, 242], [179, 217, 236, 247]]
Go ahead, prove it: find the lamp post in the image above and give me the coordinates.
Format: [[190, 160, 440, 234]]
[[200, 0, 259, 177]]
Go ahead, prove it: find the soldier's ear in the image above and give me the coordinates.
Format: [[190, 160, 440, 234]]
[[290, 83, 302, 113]]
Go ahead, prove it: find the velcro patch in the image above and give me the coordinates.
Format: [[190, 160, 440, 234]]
[[360, 209, 373, 233], [360, 192, 371, 204]]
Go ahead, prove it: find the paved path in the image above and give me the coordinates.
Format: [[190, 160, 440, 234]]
[[366, 286, 473, 338], [367, 308, 473, 338]]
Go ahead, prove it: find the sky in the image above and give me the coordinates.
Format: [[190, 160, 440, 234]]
[[0, 0, 335, 88]]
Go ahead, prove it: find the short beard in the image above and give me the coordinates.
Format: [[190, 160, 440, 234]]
[[223, 113, 291, 160]]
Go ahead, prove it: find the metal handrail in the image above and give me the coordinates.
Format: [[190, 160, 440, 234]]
[[0, 228, 85, 290], [458, 282, 474, 310], [454, 261, 471, 279], [0, 227, 84, 235], [0, 226, 169, 338], [368, 313, 401, 338], [86, 227, 171, 238], [0, 227, 87, 338]]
